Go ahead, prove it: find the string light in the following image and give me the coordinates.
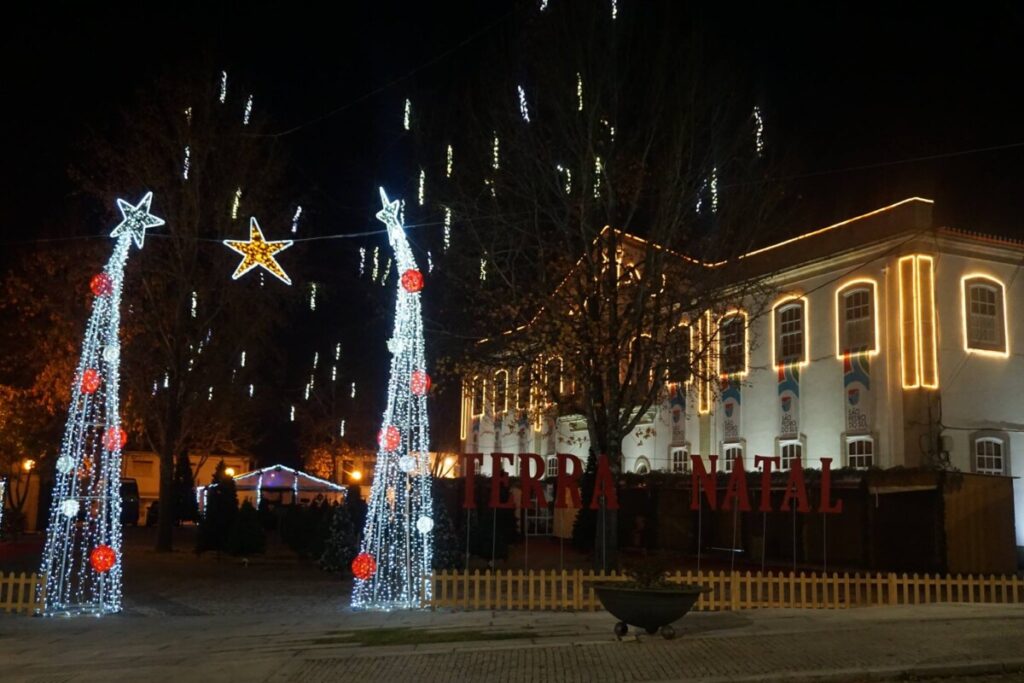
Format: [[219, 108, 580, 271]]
[[339, 419, 346, 437], [711, 166, 719, 213], [753, 106, 765, 156], [163, 373, 169, 389], [418, 169, 426, 205], [182, 146, 190, 180], [593, 156, 603, 198], [290, 405, 295, 421], [309, 283, 318, 311], [485, 178, 496, 197], [248, 383, 254, 398], [304, 383, 311, 400], [332, 365, 337, 382], [208, 386, 214, 401], [517, 85, 531, 122], [427, 251, 433, 273], [359, 247, 366, 276], [611, 0, 617, 19], [443, 207, 451, 252], [231, 187, 242, 220], [243, 94, 254, 125], [403, 98, 411, 130], [223, 217, 294, 285], [576, 72, 584, 112], [191, 291, 198, 319], [240, 351, 246, 367], [40, 192, 164, 617], [335, 342, 342, 360], [219, 71, 228, 103], [291, 205, 303, 234], [382, 258, 392, 286], [351, 382, 357, 399], [372, 247, 379, 281], [313, 351, 319, 369], [480, 258, 487, 281], [539, 0, 548, 9], [492, 133, 500, 170], [557, 164, 572, 193], [446, 144, 453, 177], [398, 199, 405, 226], [352, 188, 433, 610]]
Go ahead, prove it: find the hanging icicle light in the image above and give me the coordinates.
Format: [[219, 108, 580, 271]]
[[576, 72, 584, 112], [191, 291, 198, 319], [313, 351, 319, 369], [445, 144, 453, 178], [309, 283, 318, 311], [593, 156, 603, 198], [248, 383, 254, 398], [240, 350, 246, 368], [398, 199, 405, 226], [382, 258, 392, 286], [208, 386, 214, 401], [557, 164, 572, 194], [304, 383, 311, 400], [443, 207, 451, 252], [611, 0, 618, 20], [291, 205, 303, 234], [372, 247, 380, 281], [335, 342, 341, 361], [753, 106, 765, 156], [492, 133, 500, 170], [219, 71, 228, 103], [418, 169, 426, 206], [711, 166, 719, 213], [231, 187, 242, 220], [243, 95, 254, 125], [480, 258, 487, 281], [403, 98, 411, 130], [182, 146, 191, 180], [517, 85, 531, 123], [339, 419, 346, 437], [350, 382, 357, 399], [332, 365, 337, 382], [289, 405, 295, 421], [427, 251, 433, 273]]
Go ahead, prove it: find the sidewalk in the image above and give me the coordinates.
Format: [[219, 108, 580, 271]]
[[2, 603, 1023, 682]]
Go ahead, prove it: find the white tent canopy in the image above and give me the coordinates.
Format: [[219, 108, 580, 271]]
[[197, 464, 346, 513]]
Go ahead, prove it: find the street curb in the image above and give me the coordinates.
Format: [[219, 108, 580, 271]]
[[644, 657, 1024, 682]]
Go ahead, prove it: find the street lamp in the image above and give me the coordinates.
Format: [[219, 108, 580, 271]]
[[224, 467, 236, 477], [349, 470, 362, 482], [22, 459, 35, 472]]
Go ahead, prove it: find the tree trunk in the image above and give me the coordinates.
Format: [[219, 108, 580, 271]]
[[155, 407, 181, 552], [593, 427, 622, 571]]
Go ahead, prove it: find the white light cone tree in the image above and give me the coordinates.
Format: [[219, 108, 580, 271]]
[[351, 188, 434, 609], [39, 192, 164, 616]]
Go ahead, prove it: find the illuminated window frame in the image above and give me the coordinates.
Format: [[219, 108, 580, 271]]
[[545, 356, 564, 396], [670, 445, 689, 474], [897, 255, 939, 389], [834, 278, 880, 359], [697, 311, 714, 414], [771, 295, 809, 370], [515, 365, 530, 411], [634, 456, 651, 475], [845, 435, 875, 469], [718, 309, 749, 377], [961, 273, 1009, 357], [493, 369, 509, 414]]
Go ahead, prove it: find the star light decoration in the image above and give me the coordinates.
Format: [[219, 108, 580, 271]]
[[223, 217, 294, 285], [109, 191, 165, 249]]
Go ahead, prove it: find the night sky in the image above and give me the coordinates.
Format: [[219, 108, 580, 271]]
[[2, 2, 1021, 457]]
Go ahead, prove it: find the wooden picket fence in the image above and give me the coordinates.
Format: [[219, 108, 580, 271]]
[[425, 569, 1024, 612], [0, 572, 44, 615]]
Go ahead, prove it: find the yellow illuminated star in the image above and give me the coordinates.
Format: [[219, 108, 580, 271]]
[[223, 217, 294, 285]]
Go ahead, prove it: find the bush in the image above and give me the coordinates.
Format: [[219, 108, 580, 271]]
[[228, 500, 265, 555], [431, 495, 463, 570], [319, 503, 359, 573], [196, 460, 238, 554]]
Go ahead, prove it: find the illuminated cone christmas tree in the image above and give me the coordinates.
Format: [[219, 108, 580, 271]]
[[39, 192, 164, 616], [351, 188, 434, 609]]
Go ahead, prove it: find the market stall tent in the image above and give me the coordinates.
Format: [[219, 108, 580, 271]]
[[196, 464, 346, 515]]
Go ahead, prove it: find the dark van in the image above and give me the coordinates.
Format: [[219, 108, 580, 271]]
[[120, 478, 140, 526]]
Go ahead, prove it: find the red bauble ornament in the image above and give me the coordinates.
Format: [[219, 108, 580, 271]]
[[411, 370, 431, 396], [90, 545, 117, 574], [378, 425, 401, 451], [90, 273, 113, 297], [351, 552, 377, 580], [103, 426, 127, 451], [400, 269, 424, 293], [80, 369, 101, 395]]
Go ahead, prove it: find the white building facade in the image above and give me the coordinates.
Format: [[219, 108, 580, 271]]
[[460, 198, 1023, 557]]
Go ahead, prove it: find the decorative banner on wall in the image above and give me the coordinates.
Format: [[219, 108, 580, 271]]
[[778, 364, 801, 437], [669, 384, 686, 444], [721, 379, 742, 440], [843, 353, 872, 432]]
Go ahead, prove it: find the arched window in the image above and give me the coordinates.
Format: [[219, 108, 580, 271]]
[[837, 281, 877, 356], [973, 435, 1007, 475], [774, 298, 806, 366], [963, 276, 1007, 354], [719, 313, 747, 376], [493, 369, 509, 414], [722, 443, 743, 473], [634, 457, 651, 475], [779, 440, 802, 471], [846, 436, 874, 469], [670, 446, 688, 473]]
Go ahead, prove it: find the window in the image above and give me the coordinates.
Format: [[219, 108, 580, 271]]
[[634, 457, 651, 475], [723, 443, 743, 473], [515, 366, 530, 411], [470, 376, 486, 417], [779, 440, 802, 471], [493, 370, 509, 414], [846, 436, 874, 469], [973, 436, 1007, 475], [775, 300, 806, 366], [720, 315, 746, 375], [963, 277, 1007, 354], [546, 455, 558, 479], [670, 447, 689, 474], [836, 281, 877, 356]]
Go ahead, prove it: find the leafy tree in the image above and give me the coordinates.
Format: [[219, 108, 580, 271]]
[[71, 60, 295, 551]]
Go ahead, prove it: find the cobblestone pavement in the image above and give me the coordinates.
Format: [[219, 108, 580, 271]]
[[2, 604, 1023, 682]]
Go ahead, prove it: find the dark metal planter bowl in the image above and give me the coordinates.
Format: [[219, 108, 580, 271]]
[[594, 584, 704, 640]]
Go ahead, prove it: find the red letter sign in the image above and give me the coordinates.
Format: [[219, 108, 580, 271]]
[[588, 454, 619, 510], [819, 457, 843, 514], [555, 453, 584, 509], [780, 456, 810, 512], [488, 453, 517, 509], [518, 453, 548, 508], [690, 455, 718, 511], [461, 453, 484, 509]]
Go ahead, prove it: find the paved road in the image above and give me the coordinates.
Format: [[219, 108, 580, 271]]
[[3, 604, 1023, 682]]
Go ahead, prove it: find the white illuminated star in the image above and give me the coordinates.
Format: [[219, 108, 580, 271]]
[[110, 191, 165, 249], [376, 187, 401, 227]]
